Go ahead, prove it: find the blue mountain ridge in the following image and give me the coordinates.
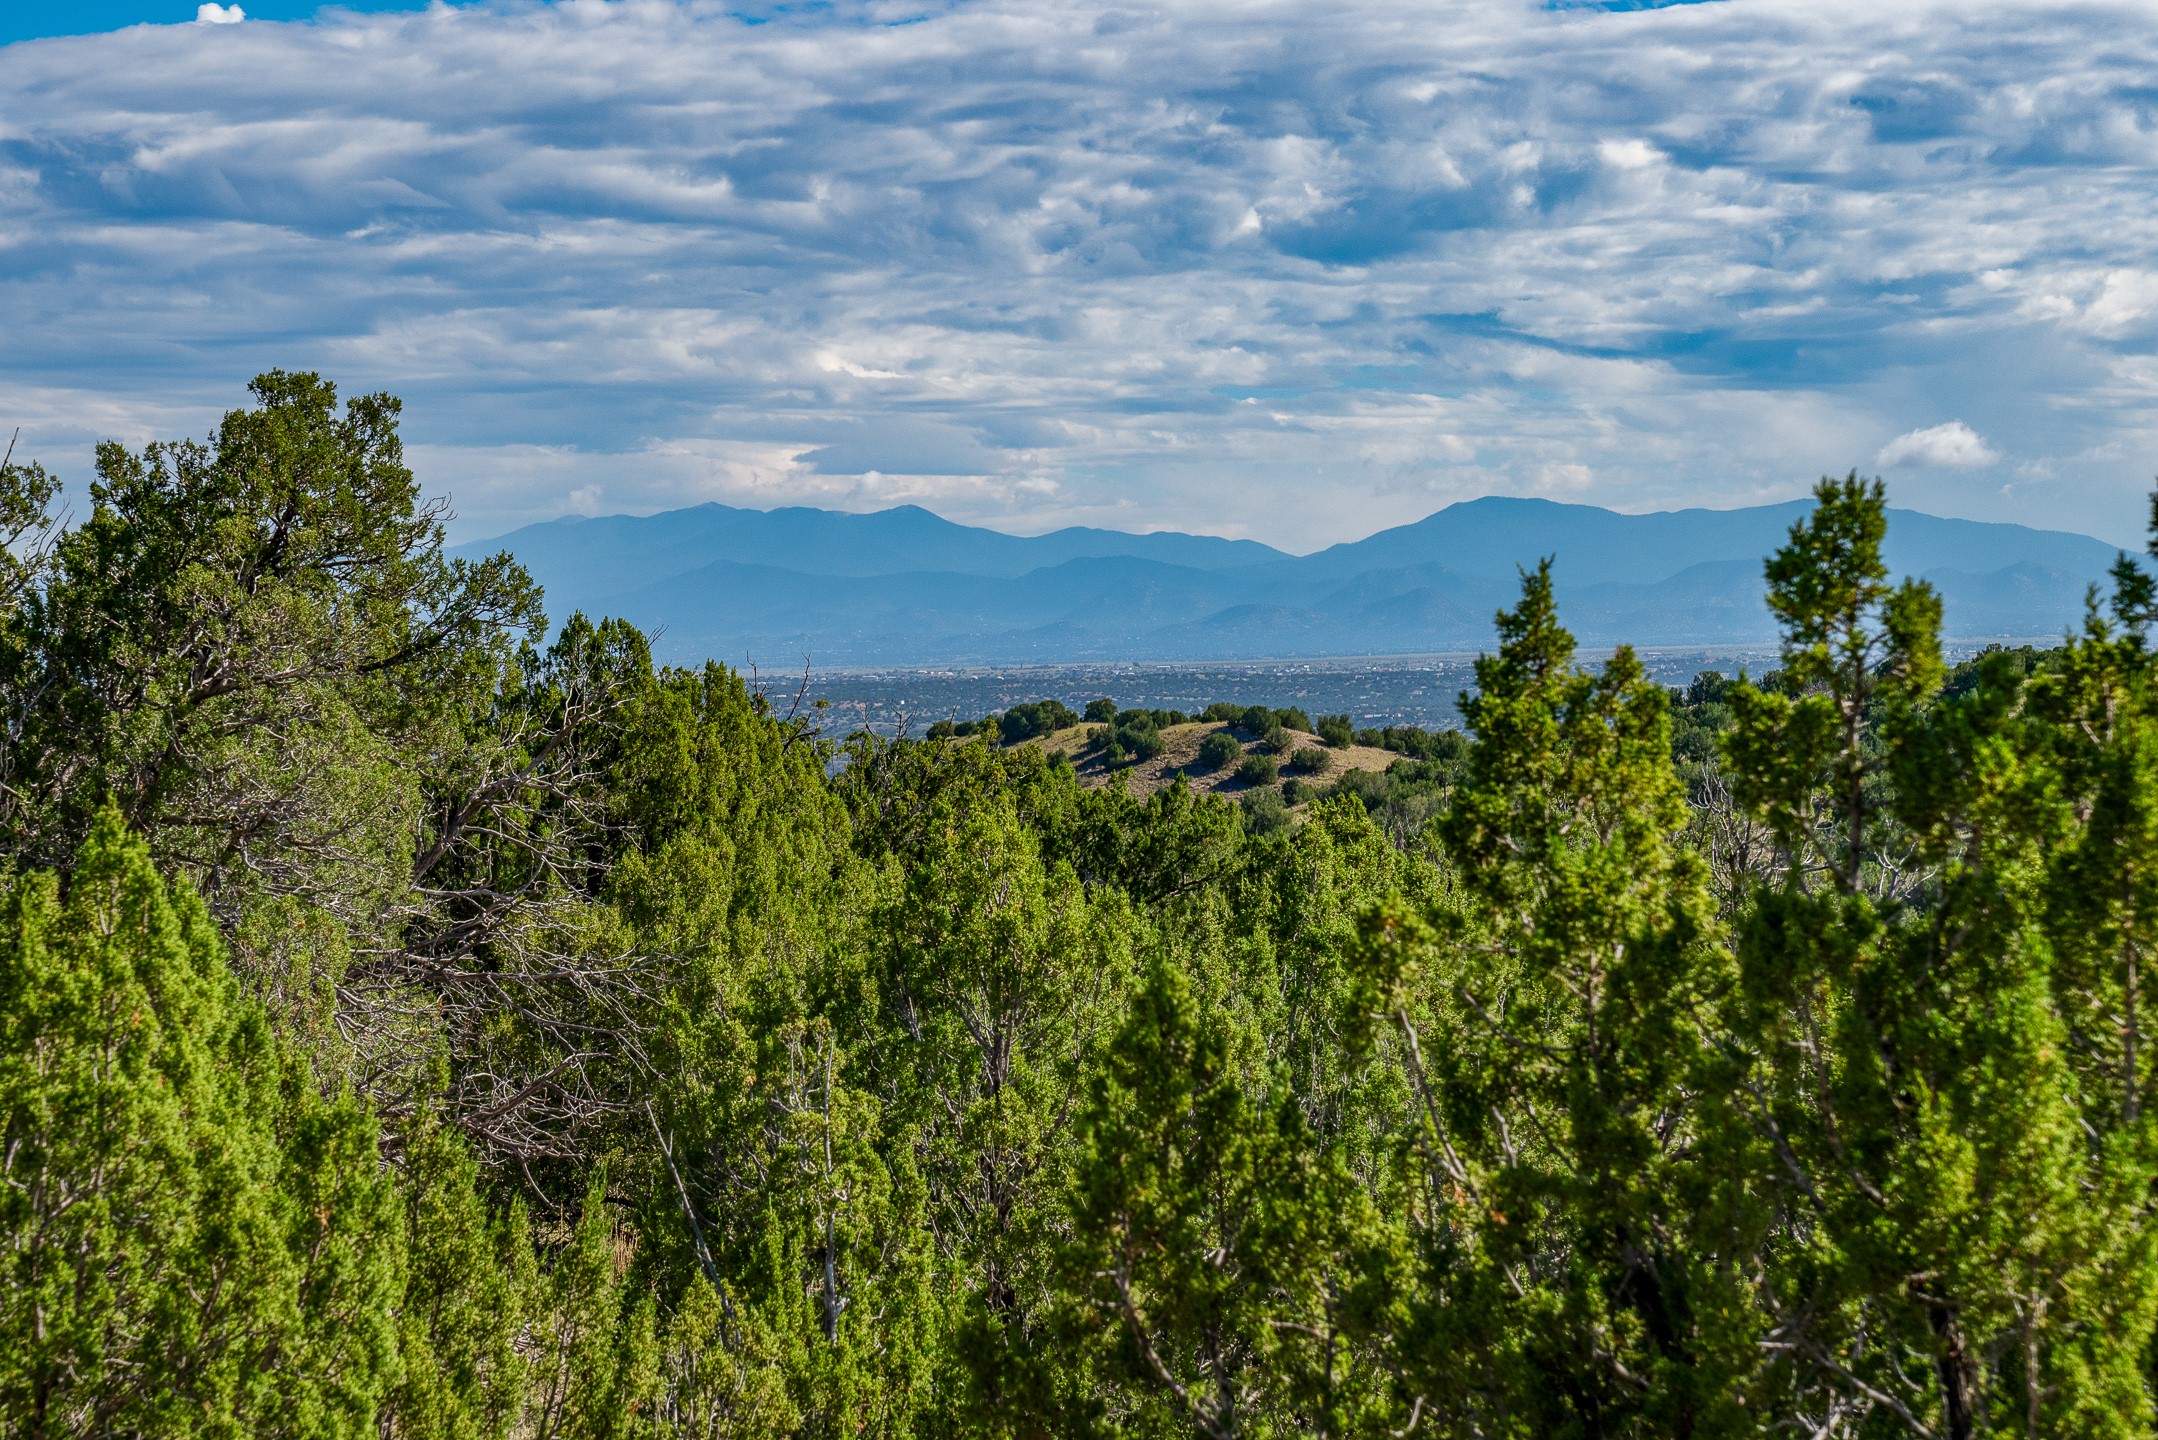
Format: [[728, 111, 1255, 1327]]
[[452, 496, 2129, 666]]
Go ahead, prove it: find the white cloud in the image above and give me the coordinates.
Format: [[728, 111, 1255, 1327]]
[[0, 0, 2152, 547], [194, 4, 246, 23], [1876, 422, 2001, 470]]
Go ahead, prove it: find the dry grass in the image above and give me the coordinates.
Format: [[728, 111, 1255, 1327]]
[[1021, 721, 1400, 800]]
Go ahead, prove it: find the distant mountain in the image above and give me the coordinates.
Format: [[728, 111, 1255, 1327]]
[[453, 497, 2127, 666], [469, 503, 1286, 628], [1285, 496, 2118, 586]]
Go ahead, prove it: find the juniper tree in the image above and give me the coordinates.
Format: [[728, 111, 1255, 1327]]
[[1348, 560, 1755, 1437], [1721, 475, 2158, 1436], [0, 808, 403, 1438]]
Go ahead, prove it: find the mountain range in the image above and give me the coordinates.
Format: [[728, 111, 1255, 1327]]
[[453, 497, 2131, 667]]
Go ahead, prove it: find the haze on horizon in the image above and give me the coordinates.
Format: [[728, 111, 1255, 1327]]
[[5, 0, 2158, 552]]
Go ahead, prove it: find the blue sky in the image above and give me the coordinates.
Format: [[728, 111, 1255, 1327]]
[[0, 2, 431, 45], [4, 0, 2158, 549]]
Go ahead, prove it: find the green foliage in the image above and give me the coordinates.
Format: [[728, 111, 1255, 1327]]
[[1316, 713, 1355, 747], [1061, 954, 1385, 1435], [1122, 706, 1189, 728], [1106, 711, 1167, 765], [385, 1115, 535, 1440], [1238, 784, 1290, 835], [997, 699, 1078, 744], [0, 807, 403, 1437], [1197, 729, 1243, 772], [14, 380, 2158, 1438], [1705, 473, 2157, 1435], [1362, 725, 1466, 761], [525, 1176, 661, 1439]]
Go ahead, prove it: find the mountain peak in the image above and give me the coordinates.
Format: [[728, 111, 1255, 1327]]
[[455, 496, 2121, 665]]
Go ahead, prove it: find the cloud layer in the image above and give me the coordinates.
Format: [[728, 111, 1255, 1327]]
[[4, 0, 2158, 547]]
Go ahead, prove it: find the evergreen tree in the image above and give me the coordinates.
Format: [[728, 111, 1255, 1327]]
[[382, 1114, 536, 1440], [1721, 476, 2158, 1435], [1064, 952, 1384, 1438], [0, 807, 402, 1438], [1354, 561, 1753, 1437]]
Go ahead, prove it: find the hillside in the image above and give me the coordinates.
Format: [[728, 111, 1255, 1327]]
[[455, 494, 2128, 664], [1022, 721, 1400, 801]]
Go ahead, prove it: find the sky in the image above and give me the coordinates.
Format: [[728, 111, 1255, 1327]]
[[4, 0, 2158, 550]]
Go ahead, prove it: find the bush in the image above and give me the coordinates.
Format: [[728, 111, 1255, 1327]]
[[1120, 726, 1166, 762], [1120, 707, 1187, 729], [1239, 785, 1290, 834], [1197, 730, 1243, 771], [1105, 713, 1164, 764], [1239, 704, 1274, 735], [1236, 753, 1279, 786], [1288, 745, 1332, 775], [1274, 706, 1312, 734], [927, 719, 959, 740], [1282, 777, 1319, 806], [1260, 723, 1295, 755], [1096, 726, 1125, 766], [1316, 713, 1354, 747], [1202, 701, 1245, 723], [1084, 697, 1119, 724], [999, 699, 1079, 744], [1355, 725, 1469, 762]]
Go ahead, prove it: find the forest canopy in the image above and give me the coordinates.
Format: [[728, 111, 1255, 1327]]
[[3, 373, 2158, 1439]]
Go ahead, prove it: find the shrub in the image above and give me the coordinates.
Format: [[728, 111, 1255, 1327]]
[[1120, 726, 1166, 762], [999, 699, 1079, 744], [1120, 707, 1186, 729], [1239, 704, 1274, 734], [1239, 785, 1290, 834], [1197, 730, 1242, 771], [1107, 713, 1164, 763], [1282, 777, 1319, 807], [1236, 753, 1279, 786], [1316, 713, 1355, 747], [1288, 745, 1332, 775], [1260, 723, 1295, 755], [1355, 725, 1469, 762], [1085, 697, 1119, 724], [1274, 707, 1312, 734], [1202, 702, 1245, 723], [927, 719, 959, 740]]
